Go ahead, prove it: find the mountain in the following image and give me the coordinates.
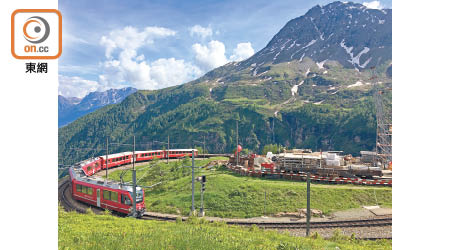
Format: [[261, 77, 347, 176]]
[[239, 1, 391, 70], [58, 87, 137, 127], [58, 95, 81, 113], [59, 1, 391, 164]]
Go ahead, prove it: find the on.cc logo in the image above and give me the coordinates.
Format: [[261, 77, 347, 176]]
[[23, 16, 50, 44], [11, 9, 62, 60]]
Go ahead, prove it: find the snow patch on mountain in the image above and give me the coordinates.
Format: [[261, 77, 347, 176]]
[[347, 81, 363, 88], [316, 60, 327, 69], [291, 80, 304, 96]]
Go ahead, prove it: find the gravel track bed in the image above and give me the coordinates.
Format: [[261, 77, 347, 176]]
[[281, 225, 392, 239]]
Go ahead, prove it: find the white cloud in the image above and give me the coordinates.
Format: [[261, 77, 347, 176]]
[[96, 26, 202, 91], [192, 40, 228, 70], [230, 42, 255, 62], [192, 41, 255, 71], [58, 75, 101, 98], [63, 26, 257, 96], [363, 1, 384, 9], [100, 26, 176, 58], [99, 53, 202, 90], [148, 58, 203, 89], [189, 25, 213, 39]]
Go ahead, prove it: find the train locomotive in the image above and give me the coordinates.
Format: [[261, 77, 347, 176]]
[[69, 149, 198, 217]]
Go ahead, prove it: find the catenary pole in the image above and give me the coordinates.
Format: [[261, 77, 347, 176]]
[[132, 136, 137, 217], [167, 135, 170, 164], [236, 120, 239, 166], [191, 149, 195, 214], [306, 172, 311, 236], [106, 137, 109, 180]]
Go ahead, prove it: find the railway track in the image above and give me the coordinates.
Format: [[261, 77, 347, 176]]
[[140, 214, 391, 229], [140, 213, 391, 240], [229, 218, 392, 229], [58, 178, 78, 212], [58, 177, 103, 214]]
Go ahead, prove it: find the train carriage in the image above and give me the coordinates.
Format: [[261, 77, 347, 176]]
[[79, 157, 103, 176], [68, 148, 198, 216], [99, 152, 133, 169], [135, 150, 164, 162], [69, 167, 145, 216], [166, 149, 198, 159]]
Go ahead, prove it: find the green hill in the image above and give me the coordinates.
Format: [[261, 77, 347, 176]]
[[58, 58, 391, 164], [107, 158, 391, 218]]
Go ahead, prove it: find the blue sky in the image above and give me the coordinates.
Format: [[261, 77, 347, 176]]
[[59, 0, 392, 98]]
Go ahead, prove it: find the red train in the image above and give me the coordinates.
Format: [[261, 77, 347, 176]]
[[80, 149, 198, 177], [69, 166, 146, 217], [69, 149, 198, 217]]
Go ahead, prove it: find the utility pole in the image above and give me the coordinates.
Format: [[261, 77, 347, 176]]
[[264, 190, 267, 217], [272, 118, 275, 144], [167, 135, 170, 164], [203, 135, 206, 159], [319, 149, 322, 168], [236, 120, 239, 166], [132, 136, 137, 217], [191, 149, 195, 215], [306, 172, 311, 236], [106, 137, 109, 180]]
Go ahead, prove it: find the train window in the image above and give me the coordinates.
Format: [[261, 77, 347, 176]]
[[88, 187, 93, 195], [82, 186, 88, 194], [121, 194, 131, 205], [76, 184, 82, 193], [111, 192, 118, 202], [126, 156, 129, 159], [103, 190, 111, 200], [87, 166, 92, 172]]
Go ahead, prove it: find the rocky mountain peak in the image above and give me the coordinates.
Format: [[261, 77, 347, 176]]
[[238, 1, 391, 70]]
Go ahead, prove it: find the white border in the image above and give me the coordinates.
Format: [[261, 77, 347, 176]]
[[394, 0, 450, 248], [0, 0, 57, 248]]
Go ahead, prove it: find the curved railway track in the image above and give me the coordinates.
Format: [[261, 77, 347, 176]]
[[58, 159, 391, 240], [60, 185, 391, 231], [58, 178, 78, 212], [59, 177, 103, 214]]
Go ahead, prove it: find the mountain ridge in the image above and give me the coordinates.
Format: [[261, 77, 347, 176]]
[[58, 87, 137, 127], [238, 1, 391, 70]]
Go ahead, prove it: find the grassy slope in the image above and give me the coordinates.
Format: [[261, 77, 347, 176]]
[[108, 158, 391, 218], [59, 208, 391, 250], [59, 59, 391, 165]]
